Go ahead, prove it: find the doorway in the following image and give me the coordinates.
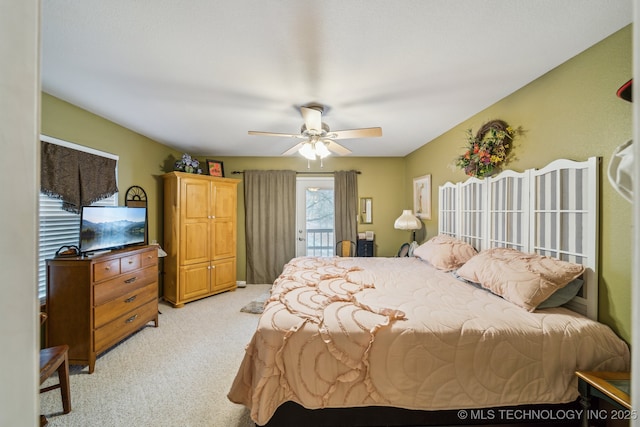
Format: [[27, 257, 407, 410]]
[[296, 177, 334, 256]]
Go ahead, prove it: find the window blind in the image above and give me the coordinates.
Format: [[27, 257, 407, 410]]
[[38, 135, 118, 302]]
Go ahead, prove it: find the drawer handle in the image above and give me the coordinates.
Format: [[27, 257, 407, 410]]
[[124, 277, 137, 284], [104, 266, 110, 271], [125, 314, 138, 324], [128, 259, 134, 264], [124, 296, 137, 303]]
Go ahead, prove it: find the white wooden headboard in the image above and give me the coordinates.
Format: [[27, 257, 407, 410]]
[[438, 157, 600, 320]]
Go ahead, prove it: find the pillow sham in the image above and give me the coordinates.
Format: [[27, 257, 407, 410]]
[[413, 234, 477, 271], [536, 278, 584, 309], [455, 247, 585, 311]]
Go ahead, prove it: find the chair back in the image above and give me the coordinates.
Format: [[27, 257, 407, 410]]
[[397, 243, 410, 257], [336, 240, 356, 257]]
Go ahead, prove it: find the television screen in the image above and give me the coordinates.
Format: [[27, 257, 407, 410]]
[[79, 206, 147, 254]]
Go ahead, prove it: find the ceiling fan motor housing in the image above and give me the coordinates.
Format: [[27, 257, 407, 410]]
[[301, 122, 330, 136]]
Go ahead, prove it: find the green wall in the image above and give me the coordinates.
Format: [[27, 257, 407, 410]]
[[40, 25, 632, 340], [40, 95, 407, 289], [204, 156, 406, 282], [41, 93, 181, 247], [405, 25, 633, 340]]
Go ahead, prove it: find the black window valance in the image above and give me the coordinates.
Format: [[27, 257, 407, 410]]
[[40, 141, 118, 213]]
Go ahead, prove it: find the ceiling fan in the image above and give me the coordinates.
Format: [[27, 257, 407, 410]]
[[248, 104, 382, 164]]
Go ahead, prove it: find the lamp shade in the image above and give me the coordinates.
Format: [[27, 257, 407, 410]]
[[298, 142, 316, 160], [394, 209, 422, 230], [315, 141, 331, 158], [298, 140, 332, 160]]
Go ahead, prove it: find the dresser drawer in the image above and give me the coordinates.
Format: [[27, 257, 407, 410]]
[[93, 258, 121, 282], [94, 282, 157, 328], [141, 249, 158, 268], [94, 265, 157, 306], [120, 253, 141, 273], [94, 299, 158, 354]]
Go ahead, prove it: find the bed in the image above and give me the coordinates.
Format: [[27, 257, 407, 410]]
[[228, 158, 630, 427]]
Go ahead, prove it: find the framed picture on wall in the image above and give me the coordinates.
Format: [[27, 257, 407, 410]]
[[206, 159, 224, 177], [413, 174, 431, 219]]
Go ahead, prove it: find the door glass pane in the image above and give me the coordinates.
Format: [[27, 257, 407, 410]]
[[296, 177, 334, 257], [305, 188, 334, 256]]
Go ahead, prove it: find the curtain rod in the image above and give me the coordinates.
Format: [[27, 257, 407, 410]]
[[231, 170, 361, 175]]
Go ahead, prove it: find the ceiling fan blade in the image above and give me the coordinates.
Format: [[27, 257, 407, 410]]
[[329, 127, 382, 139], [301, 106, 322, 132], [325, 140, 352, 156], [248, 130, 304, 139], [282, 142, 306, 156]]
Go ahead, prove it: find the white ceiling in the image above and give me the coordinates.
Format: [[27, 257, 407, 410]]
[[41, 1, 633, 157]]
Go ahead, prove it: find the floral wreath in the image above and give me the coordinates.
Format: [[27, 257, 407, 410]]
[[455, 119, 516, 178]]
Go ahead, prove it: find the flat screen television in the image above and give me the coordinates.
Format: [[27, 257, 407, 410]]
[[79, 206, 147, 255]]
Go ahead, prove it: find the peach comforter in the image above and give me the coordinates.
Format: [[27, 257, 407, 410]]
[[228, 257, 629, 426]]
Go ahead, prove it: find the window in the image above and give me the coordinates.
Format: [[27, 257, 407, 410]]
[[38, 135, 118, 302]]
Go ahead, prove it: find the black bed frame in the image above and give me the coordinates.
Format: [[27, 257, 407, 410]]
[[261, 400, 582, 427]]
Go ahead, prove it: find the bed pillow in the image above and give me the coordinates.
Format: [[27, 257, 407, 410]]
[[455, 247, 585, 311], [452, 266, 584, 309], [536, 278, 584, 309], [413, 234, 477, 271], [451, 271, 483, 289]]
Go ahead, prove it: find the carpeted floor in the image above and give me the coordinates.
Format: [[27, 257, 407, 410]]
[[40, 284, 271, 427]]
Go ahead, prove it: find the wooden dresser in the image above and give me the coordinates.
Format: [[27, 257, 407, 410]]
[[163, 172, 239, 307], [46, 245, 159, 373]]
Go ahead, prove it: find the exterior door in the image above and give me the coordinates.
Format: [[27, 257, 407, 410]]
[[296, 177, 334, 256]]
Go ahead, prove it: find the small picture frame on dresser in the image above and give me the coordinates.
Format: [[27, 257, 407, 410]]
[[206, 159, 224, 177]]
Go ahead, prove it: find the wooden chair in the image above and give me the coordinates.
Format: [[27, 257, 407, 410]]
[[40, 313, 71, 426], [336, 240, 356, 257]]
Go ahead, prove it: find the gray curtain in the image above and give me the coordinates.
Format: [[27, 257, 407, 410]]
[[244, 170, 296, 284], [334, 170, 358, 251]]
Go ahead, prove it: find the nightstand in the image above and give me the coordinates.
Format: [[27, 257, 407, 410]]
[[575, 371, 632, 427], [357, 239, 374, 257]]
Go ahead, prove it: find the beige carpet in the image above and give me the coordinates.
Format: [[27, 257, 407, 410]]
[[40, 284, 271, 427]]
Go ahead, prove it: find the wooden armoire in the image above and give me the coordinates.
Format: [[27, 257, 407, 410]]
[[162, 172, 240, 307]]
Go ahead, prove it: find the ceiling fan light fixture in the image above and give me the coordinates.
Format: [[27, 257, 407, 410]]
[[299, 142, 317, 160], [249, 104, 380, 162], [315, 141, 331, 158]]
